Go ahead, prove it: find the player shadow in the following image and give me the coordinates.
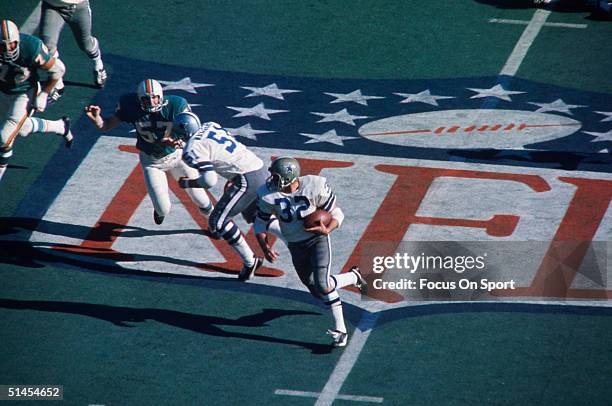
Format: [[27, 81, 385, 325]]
[[0, 298, 333, 354], [0, 238, 260, 277], [5, 164, 28, 170], [0, 217, 252, 276], [446, 149, 610, 171], [0, 217, 204, 240], [63, 79, 99, 90]]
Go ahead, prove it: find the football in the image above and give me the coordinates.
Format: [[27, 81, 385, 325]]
[[303, 209, 332, 229]]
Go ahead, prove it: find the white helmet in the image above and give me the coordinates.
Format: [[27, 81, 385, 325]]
[[0, 20, 20, 62], [136, 79, 166, 113]]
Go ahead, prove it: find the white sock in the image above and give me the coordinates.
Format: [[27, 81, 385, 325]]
[[332, 272, 358, 288], [330, 301, 347, 333], [55, 77, 64, 91], [230, 236, 255, 267], [0, 165, 7, 181], [93, 56, 104, 71], [29, 117, 65, 135]]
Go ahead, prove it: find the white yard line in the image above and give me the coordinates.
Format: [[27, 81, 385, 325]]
[[500, 9, 551, 77], [490, 18, 586, 29], [275, 389, 383, 403], [314, 312, 379, 406]]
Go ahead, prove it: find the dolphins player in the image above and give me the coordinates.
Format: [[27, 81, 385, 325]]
[[0, 20, 73, 183], [84, 79, 212, 224]]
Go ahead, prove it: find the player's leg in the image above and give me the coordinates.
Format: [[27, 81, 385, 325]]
[[312, 235, 349, 346], [66, 0, 106, 88], [209, 175, 261, 278], [169, 158, 213, 217], [289, 236, 348, 347], [39, 2, 65, 58], [0, 93, 71, 181], [140, 154, 171, 224], [39, 1, 67, 100], [235, 167, 268, 223]]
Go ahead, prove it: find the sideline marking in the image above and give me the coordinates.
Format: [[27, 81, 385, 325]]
[[275, 389, 383, 403], [490, 18, 587, 29], [314, 312, 380, 406], [500, 9, 551, 77]]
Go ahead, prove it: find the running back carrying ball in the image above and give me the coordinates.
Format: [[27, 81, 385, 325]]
[[304, 209, 332, 229]]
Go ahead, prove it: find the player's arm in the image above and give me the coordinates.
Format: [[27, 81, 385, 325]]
[[178, 170, 217, 189], [38, 56, 64, 95], [32, 51, 65, 112], [178, 144, 219, 189], [254, 198, 279, 262], [84, 105, 122, 132], [305, 180, 344, 235]]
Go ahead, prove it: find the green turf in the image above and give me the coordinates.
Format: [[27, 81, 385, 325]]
[[1, 2, 610, 405], [340, 311, 612, 405], [0, 265, 351, 405]]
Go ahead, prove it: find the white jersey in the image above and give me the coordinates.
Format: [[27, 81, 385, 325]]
[[182, 122, 263, 179], [256, 175, 337, 243]]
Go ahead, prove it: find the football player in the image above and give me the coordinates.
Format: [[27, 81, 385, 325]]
[[253, 157, 367, 347], [0, 20, 74, 183], [171, 111, 270, 280], [40, 0, 107, 102], [84, 79, 212, 225]]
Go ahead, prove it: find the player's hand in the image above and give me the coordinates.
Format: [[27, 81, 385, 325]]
[[305, 221, 331, 235], [263, 245, 280, 263], [85, 104, 102, 118], [167, 138, 184, 149], [84, 105, 104, 126], [34, 91, 49, 112]]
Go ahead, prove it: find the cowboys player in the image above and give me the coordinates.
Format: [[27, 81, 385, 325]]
[[0, 20, 73, 183], [84, 79, 212, 224], [171, 111, 269, 280], [40, 0, 108, 102], [254, 157, 366, 347]]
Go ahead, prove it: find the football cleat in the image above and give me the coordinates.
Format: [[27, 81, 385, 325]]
[[153, 210, 165, 225], [94, 68, 107, 89], [238, 256, 263, 281], [61, 116, 73, 148], [349, 266, 368, 295], [49, 86, 64, 105], [327, 329, 348, 347]]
